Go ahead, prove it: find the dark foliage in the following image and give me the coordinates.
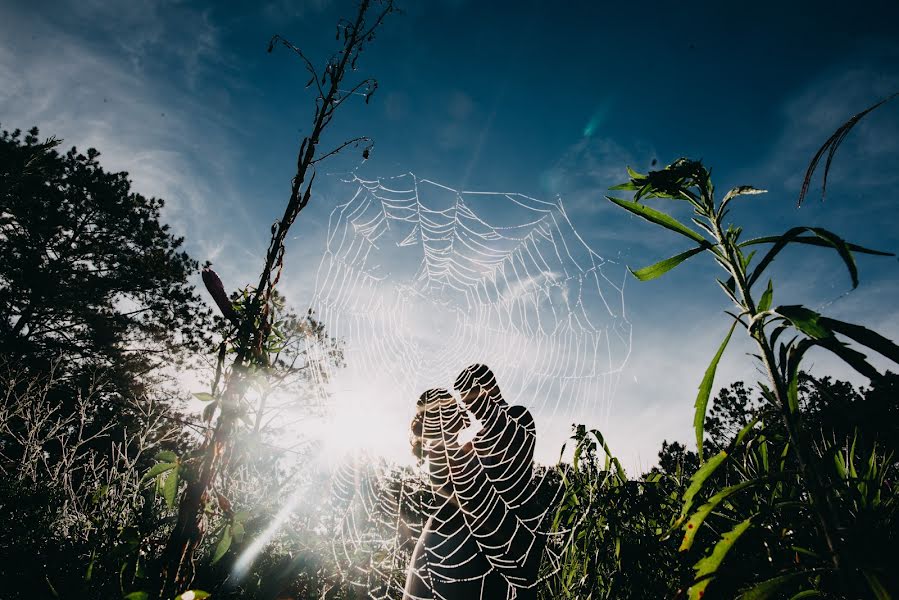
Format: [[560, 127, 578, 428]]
[[0, 125, 211, 384], [691, 373, 899, 598], [0, 126, 210, 599]]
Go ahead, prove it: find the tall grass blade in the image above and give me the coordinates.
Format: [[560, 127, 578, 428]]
[[689, 517, 754, 600], [673, 451, 729, 530], [695, 321, 738, 459], [680, 478, 767, 551], [738, 571, 818, 600], [587, 428, 627, 482]]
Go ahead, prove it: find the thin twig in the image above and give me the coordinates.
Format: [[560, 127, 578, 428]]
[[312, 135, 372, 165]]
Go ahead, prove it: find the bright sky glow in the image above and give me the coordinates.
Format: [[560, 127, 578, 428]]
[[308, 174, 631, 465], [299, 377, 416, 464]]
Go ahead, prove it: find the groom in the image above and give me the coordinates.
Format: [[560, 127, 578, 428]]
[[403, 365, 543, 600]]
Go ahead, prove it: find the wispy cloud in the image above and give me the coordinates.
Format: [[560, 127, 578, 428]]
[[0, 0, 259, 284], [541, 136, 657, 201], [748, 66, 899, 196]]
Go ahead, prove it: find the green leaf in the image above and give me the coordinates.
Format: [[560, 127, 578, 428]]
[[809, 227, 858, 288], [819, 317, 899, 365], [680, 478, 762, 551], [123, 593, 149, 600], [193, 392, 216, 402], [775, 305, 831, 340], [154, 450, 177, 463], [587, 428, 627, 482], [789, 592, 823, 600], [141, 462, 175, 482], [695, 321, 737, 459], [833, 448, 848, 480], [745, 228, 801, 286], [785, 339, 816, 403], [814, 336, 881, 381], [747, 227, 870, 289], [721, 185, 767, 208], [738, 571, 814, 600], [629, 244, 709, 281], [212, 525, 232, 564], [770, 323, 791, 349], [716, 278, 739, 305], [739, 234, 892, 257], [782, 327, 880, 381], [233, 509, 251, 523], [673, 451, 729, 531], [605, 196, 709, 244], [636, 182, 653, 201], [732, 416, 760, 450], [232, 521, 245, 543], [740, 249, 757, 271], [787, 356, 802, 414], [689, 517, 754, 600], [163, 465, 179, 509], [758, 280, 773, 312], [776, 308, 881, 379], [85, 552, 95, 581], [863, 571, 891, 600]]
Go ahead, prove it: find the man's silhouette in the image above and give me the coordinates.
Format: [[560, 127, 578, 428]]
[[454, 364, 543, 599]]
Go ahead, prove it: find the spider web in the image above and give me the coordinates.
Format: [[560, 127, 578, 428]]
[[309, 173, 631, 599]]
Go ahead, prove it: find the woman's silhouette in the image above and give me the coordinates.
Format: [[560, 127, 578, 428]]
[[403, 366, 543, 600]]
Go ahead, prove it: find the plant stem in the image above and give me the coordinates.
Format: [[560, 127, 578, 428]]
[[710, 217, 844, 575], [158, 1, 391, 594]]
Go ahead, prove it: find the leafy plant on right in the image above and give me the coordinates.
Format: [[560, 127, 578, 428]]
[[606, 150, 899, 597]]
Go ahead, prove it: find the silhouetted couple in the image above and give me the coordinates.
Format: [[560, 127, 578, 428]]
[[404, 364, 543, 600]]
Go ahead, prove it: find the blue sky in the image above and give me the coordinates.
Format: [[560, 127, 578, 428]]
[[2, 0, 898, 472]]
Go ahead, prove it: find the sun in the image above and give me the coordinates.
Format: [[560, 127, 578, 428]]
[[278, 375, 418, 467]]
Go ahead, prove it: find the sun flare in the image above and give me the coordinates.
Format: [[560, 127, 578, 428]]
[[282, 377, 418, 466]]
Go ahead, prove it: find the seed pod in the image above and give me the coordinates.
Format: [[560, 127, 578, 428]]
[[202, 267, 238, 323]]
